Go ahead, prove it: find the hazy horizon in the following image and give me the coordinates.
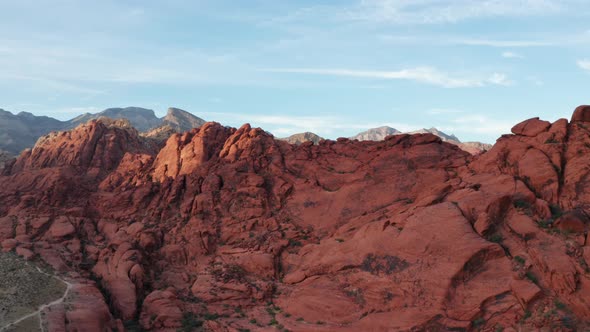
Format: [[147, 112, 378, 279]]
[[2, 1, 590, 144]]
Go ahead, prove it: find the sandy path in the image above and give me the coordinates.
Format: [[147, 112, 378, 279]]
[[0, 265, 72, 332]]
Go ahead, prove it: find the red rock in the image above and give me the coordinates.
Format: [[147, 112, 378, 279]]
[[16, 246, 34, 260], [511, 117, 551, 136], [510, 279, 542, 308], [555, 210, 588, 233], [55, 281, 120, 331], [48, 217, 76, 239], [1, 238, 17, 251], [92, 242, 143, 320], [571, 105, 590, 122], [139, 290, 183, 330], [506, 213, 538, 239], [2, 109, 590, 330]]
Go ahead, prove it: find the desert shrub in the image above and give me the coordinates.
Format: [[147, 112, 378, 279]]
[[513, 199, 531, 210], [538, 219, 553, 229], [555, 299, 567, 311], [544, 138, 559, 144], [525, 271, 538, 284], [488, 234, 503, 243], [472, 317, 485, 327], [549, 204, 563, 219], [180, 312, 203, 331], [361, 254, 409, 275]]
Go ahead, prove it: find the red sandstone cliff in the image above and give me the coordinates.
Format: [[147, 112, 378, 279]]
[[2, 108, 590, 331]]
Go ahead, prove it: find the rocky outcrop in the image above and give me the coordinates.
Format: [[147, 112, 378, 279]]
[[571, 105, 590, 122], [1, 107, 590, 330]]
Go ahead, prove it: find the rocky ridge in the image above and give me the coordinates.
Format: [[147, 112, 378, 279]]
[[0, 107, 205, 155], [285, 126, 491, 154], [1, 107, 590, 330]]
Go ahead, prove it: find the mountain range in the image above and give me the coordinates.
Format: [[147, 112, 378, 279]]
[[0, 107, 205, 156], [0, 108, 491, 158], [1, 106, 590, 330], [282, 126, 492, 154]]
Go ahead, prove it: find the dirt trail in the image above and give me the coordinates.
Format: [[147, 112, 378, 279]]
[[0, 260, 72, 332]]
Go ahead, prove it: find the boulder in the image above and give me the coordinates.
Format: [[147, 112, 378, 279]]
[[571, 105, 590, 122], [511, 117, 551, 136]]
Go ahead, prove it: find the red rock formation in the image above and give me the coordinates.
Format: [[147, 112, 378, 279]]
[[1, 110, 590, 331]]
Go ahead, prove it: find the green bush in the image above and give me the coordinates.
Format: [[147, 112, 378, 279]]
[[180, 312, 203, 332], [549, 204, 563, 219], [488, 234, 503, 243], [525, 271, 538, 284], [472, 317, 485, 327], [555, 299, 567, 311]]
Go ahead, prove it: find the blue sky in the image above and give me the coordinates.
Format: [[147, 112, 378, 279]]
[[1, 0, 590, 143]]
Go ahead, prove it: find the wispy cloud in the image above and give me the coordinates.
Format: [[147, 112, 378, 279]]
[[428, 108, 465, 115], [263, 67, 511, 88], [3, 74, 105, 95], [487, 73, 514, 86], [501, 51, 525, 59], [453, 38, 552, 47], [577, 59, 590, 71], [347, 0, 565, 24], [444, 114, 516, 136]]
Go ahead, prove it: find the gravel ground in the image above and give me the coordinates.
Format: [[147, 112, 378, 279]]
[[3, 315, 40, 332], [0, 252, 66, 330]]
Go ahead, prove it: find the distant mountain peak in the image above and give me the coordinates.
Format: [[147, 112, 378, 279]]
[[0, 106, 208, 154], [280, 132, 324, 145], [410, 128, 460, 143], [350, 126, 401, 141], [350, 126, 491, 154], [162, 107, 206, 132]]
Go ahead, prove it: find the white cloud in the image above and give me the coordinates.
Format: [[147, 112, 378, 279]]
[[577, 59, 590, 71], [487, 73, 514, 86], [263, 67, 511, 88], [446, 114, 515, 135], [454, 39, 551, 47], [348, 0, 564, 24], [501, 51, 525, 59], [428, 108, 464, 115]]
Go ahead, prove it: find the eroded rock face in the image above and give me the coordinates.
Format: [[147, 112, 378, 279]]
[[571, 105, 590, 122], [1, 110, 590, 331]]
